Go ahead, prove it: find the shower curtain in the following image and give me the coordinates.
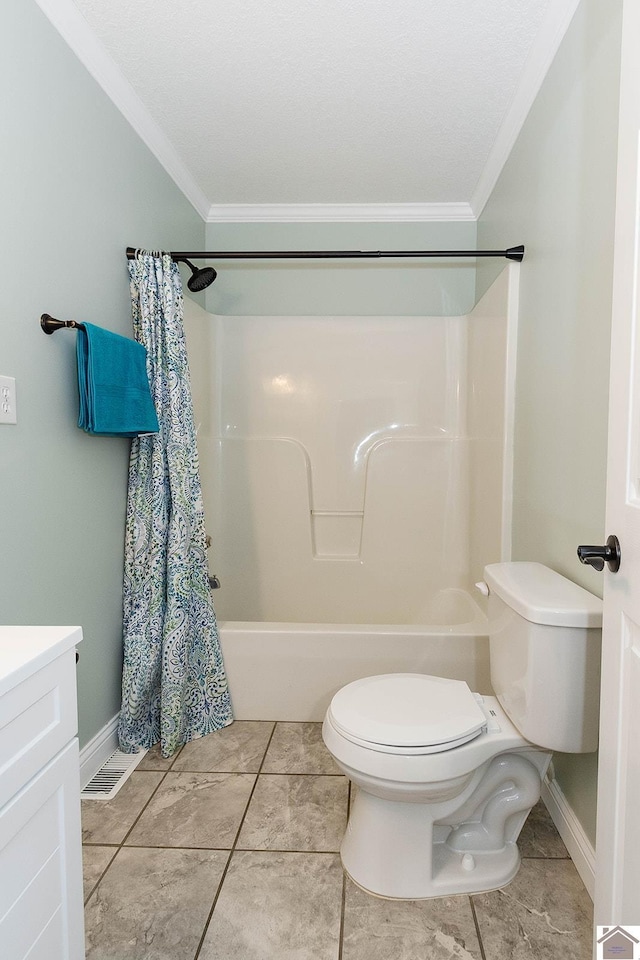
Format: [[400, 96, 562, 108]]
[[118, 252, 233, 757]]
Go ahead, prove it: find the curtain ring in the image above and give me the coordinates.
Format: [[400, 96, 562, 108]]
[[136, 248, 168, 259]]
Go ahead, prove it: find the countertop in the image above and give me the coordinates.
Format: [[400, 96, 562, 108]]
[[0, 625, 82, 697]]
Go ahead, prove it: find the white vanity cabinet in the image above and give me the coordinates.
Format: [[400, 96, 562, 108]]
[[0, 626, 85, 960]]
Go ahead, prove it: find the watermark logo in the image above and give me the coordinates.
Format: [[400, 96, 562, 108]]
[[596, 926, 640, 959]]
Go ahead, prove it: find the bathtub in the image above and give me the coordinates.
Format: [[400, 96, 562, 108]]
[[218, 588, 491, 721]]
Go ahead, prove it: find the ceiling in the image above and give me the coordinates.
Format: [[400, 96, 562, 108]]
[[40, 0, 581, 220]]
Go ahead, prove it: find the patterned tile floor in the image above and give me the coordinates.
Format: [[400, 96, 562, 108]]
[[82, 722, 593, 959]]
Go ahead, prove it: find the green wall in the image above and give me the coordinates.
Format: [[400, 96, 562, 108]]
[[205, 221, 477, 316], [477, 0, 623, 846], [0, 0, 204, 748]]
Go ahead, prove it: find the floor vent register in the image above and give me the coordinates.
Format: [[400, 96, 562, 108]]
[[81, 748, 148, 800]]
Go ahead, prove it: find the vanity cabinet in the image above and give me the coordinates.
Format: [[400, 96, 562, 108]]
[[0, 626, 85, 960]]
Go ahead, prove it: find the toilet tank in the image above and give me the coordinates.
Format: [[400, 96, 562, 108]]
[[484, 562, 602, 753]]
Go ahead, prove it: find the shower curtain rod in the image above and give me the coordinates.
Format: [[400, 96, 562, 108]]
[[125, 245, 525, 262]]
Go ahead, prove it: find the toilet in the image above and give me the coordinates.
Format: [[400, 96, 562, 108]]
[[322, 562, 602, 899]]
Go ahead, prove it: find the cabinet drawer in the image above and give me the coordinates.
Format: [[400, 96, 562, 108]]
[[0, 648, 77, 808]]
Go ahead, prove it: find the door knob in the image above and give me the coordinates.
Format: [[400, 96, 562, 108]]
[[577, 534, 621, 573]]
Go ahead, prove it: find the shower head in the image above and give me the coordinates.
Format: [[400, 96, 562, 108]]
[[179, 258, 217, 291]]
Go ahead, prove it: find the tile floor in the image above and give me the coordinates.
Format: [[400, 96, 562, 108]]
[[82, 722, 593, 959]]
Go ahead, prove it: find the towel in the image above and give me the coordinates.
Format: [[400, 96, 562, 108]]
[[76, 322, 159, 436]]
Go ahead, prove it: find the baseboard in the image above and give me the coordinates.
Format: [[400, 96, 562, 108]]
[[541, 774, 596, 900], [79, 714, 120, 789]]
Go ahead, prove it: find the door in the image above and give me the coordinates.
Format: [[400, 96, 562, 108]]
[[594, 0, 640, 927]]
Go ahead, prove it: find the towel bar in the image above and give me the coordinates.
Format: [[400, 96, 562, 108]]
[[41, 314, 85, 335]]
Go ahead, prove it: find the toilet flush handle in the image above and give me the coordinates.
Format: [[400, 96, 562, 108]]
[[577, 534, 621, 573]]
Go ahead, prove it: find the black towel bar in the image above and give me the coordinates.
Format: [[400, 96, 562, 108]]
[[41, 314, 85, 335]]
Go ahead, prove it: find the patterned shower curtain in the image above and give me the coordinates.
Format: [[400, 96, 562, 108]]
[[118, 252, 233, 757]]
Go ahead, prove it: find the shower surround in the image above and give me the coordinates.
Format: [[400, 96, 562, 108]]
[[185, 267, 518, 718]]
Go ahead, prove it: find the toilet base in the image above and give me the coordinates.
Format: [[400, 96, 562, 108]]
[[342, 844, 521, 901], [340, 752, 545, 899]]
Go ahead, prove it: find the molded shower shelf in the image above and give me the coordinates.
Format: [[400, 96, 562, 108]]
[[311, 512, 363, 558]]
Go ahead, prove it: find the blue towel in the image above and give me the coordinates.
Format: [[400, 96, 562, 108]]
[[76, 322, 159, 436]]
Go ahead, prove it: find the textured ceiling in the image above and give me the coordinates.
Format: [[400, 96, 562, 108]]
[[71, 0, 556, 208]]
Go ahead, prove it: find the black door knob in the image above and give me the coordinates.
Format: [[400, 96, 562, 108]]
[[577, 534, 621, 573]]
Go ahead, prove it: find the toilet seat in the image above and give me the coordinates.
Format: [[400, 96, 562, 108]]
[[327, 673, 488, 755]]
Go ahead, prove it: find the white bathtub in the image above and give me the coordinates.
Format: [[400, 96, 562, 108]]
[[218, 589, 491, 721]]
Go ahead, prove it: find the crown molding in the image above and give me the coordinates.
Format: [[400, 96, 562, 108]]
[[470, 0, 582, 218], [33, 0, 211, 220], [206, 202, 476, 223]]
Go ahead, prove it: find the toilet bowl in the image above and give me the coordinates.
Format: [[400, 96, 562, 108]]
[[323, 674, 550, 899], [322, 563, 602, 899]]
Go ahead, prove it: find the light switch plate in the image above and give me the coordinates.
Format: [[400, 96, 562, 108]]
[[0, 375, 17, 424]]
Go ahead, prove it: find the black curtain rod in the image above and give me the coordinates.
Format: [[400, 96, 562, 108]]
[[126, 244, 524, 262]]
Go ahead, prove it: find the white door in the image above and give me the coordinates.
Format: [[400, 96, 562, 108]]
[[594, 0, 640, 927]]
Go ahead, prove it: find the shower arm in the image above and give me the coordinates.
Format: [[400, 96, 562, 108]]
[[125, 245, 524, 263]]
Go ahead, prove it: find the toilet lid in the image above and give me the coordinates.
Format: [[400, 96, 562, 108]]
[[328, 674, 487, 750]]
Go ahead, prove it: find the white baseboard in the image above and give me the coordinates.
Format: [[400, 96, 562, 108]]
[[79, 714, 120, 789], [541, 775, 596, 900]]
